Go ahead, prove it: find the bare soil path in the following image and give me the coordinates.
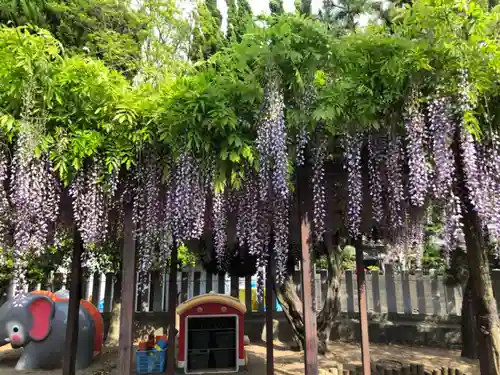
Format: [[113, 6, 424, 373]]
[[0, 342, 479, 375]]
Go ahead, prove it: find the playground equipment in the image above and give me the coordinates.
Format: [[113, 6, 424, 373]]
[[176, 292, 247, 373], [0, 290, 103, 370]]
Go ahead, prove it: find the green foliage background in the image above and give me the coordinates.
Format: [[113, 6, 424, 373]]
[[0, 0, 500, 283]]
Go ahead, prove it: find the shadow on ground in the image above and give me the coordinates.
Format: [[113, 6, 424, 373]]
[[0, 340, 480, 375]]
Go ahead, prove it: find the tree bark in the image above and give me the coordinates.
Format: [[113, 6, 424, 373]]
[[461, 276, 478, 359], [316, 234, 341, 354], [274, 233, 342, 354], [274, 273, 305, 351], [454, 129, 500, 374], [105, 274, 122, 347]]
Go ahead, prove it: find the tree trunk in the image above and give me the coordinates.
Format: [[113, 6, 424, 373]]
[[273, 274, 305, 351], [105, 274, 122, 347], [461, 276, 478, 359], [454, 129, 500, 374], [316, 234, 342, 354], [274, 233, 342, 354]]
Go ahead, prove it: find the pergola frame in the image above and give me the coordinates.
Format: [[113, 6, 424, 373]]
[[61, 188, 371, 375]]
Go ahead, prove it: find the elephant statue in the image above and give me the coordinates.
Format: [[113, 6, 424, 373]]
[[0, 290, 104, 370]]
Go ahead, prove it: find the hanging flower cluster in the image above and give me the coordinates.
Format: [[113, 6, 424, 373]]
[[254, 71, 290, 295], [0, 149, 9, 250], [368, 133, 385, 228], [404, 89, 428, 207], [428, 95, 455, 200], [344, 132, 363, 239], [386, 135, 405, 230], [69, 162, 107, 253], [212, 190, 227, 268], [133, 154, 163, 290], [236, 169, 260, 257], [170, 151, 208, 242], [295, 85, 315, 167], [11, 147, 60, 257], [312, 136, 327, 242]]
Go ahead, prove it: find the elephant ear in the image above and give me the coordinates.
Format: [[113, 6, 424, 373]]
[[28, 296, 55, 341]]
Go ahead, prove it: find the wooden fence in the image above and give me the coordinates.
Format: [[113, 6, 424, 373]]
[[7, 265, 500, 319], [331, 362, 470, 375]]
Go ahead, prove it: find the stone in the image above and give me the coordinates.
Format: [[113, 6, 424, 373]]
[[243, 335, 250, 345], [261, 319, 279, 342]]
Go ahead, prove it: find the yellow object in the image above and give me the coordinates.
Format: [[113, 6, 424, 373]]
[[176, 293, 247, 315], [239, 287, 269, 312]]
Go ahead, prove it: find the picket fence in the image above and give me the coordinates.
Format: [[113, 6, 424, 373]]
[[9, 265, 500, 318]]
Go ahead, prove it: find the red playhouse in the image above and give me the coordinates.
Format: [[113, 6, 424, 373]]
[[176, 292, 247, 374]]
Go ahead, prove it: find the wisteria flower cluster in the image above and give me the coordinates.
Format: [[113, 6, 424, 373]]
[[344, 133, 363, 239], [312, 136, 327, 242], [404, 89, 428, 207]]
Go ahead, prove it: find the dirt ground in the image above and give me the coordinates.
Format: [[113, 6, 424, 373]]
[[0, 341, 480, 375]]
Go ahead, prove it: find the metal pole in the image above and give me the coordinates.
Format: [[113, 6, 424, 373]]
[[355, 238, 371, 375]]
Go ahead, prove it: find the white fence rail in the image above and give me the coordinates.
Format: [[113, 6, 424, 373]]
[[6, 265, 500, 317]]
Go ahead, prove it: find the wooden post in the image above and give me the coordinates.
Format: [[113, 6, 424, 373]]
[[62, 229, 83, 375], [300, 210, 318, 375], [265, 258, 274, 375], [355, 238, 370, 375], [118, 205, 136, 375], [166, 243, 178, 375]]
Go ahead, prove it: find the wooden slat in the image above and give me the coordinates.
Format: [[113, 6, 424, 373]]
[[385, 265, 397, 313], [193, 271, 201, 298], [415, 271, 426, 314], [401, 271, 412, 315], [218, 272, 225, 294], [85, 273, 94, 301], [372, 272, 381, 313], [431, 272, 442, 315], [345, 270, 355, 313], [187, 269, 194, 299], [177, 273, 182, 304], [151, 271, 163, 312], [103, 274, 114, 313], [245, 275, 252, 312], [445, 284, 457, 315], [200, 271, 207, 295], [53, 272, 63, 292], [206, 272, 213, 293], [231, 275, 239, 298], [163, 272, 170, 312], [212, 273, 218, 293], [181, 272, 188, 302], [91, 273, 101, 307]]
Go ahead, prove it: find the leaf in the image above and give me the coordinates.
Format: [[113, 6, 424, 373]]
[[229, 151, 240, 163]]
